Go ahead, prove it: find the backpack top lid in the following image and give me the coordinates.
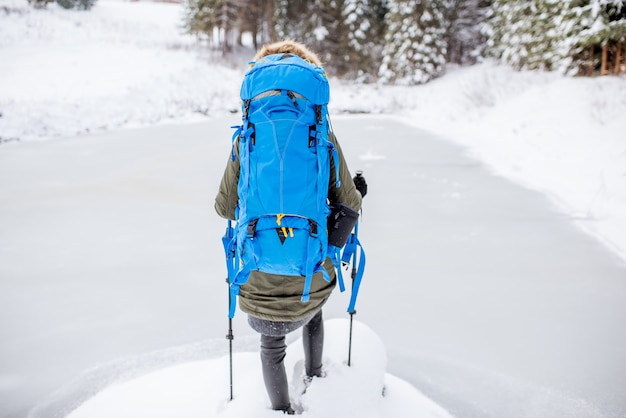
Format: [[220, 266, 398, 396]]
[[240, 53, 330, 105]]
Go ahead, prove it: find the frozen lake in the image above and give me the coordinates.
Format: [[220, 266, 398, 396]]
[[1, 117, 625, 418]]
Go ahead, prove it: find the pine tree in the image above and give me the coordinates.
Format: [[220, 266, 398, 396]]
[[342, 0, 388, 80], [484, 0, 569, 71], [275, 0, 350, 76], [485, 0, 625, 74], [56, 0, 97, 10], [379, 0, 447, 85], [185, 0, 239, 54], [315, 0, 351, 74], [28, 0, 56, 9], [186, 0, 218, 41], [569, 0, 625, 45], [275, 0, 325, 48], [566, 0, 626, 74], [274, 0, 310, 42]]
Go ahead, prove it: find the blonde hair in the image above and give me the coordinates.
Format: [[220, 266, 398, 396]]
[[252, 40, 322, 66]]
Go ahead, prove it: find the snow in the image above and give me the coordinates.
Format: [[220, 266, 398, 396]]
[[66, 319, 452, 418], [333, 70, 626, 264], [1, 0, 626, 417], [4, 114, 625, 418], [4, 0, 622, 262], [0, 0, 241, 142]]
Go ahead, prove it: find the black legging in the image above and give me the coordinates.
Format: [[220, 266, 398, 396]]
[[260, 310, 324, 410], [302, 309, 324, 378]]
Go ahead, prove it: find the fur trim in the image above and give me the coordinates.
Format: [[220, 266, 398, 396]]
[[253, 40, 322, 66]]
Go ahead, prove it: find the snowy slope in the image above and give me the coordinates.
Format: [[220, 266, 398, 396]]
[[0, 0, 241, 142], [66, 320, 452, 418]]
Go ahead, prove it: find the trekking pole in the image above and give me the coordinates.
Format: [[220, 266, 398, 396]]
[[347, 219, 359, 366], [347, 171, 363, 366], [223, 220, 235, 401], [226, 283, 234, 401]]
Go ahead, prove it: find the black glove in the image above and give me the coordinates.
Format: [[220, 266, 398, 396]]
[[353, 173, 367, 198]]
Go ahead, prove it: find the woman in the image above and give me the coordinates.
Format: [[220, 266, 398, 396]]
[[215, 40, 367, 414]]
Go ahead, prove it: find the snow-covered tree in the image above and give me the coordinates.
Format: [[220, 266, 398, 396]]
[[484, 0, 570, 71], [184, 0, 239, 54], [565, 0, 626, 75], [275, 0, 350, 76], [274, 0, 310, 43], [28, 0, 55, 8], [485, 0, 625, 74], [342, 0, 388, 80], [28, 0, 96, 9], [379, 0, 447, 84], [56, 0, 97, 10]]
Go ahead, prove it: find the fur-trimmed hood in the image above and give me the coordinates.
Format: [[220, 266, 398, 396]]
[[252, 40, 322, 66]]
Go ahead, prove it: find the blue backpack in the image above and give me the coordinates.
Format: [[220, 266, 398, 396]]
[[223, 53, 363, 319]]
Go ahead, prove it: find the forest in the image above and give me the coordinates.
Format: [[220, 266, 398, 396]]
[[184, 0, 626, 83]]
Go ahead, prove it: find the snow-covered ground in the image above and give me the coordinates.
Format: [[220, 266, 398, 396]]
[[3, 115, 624, 417], [66, 319, 452, 418], [1, 1, 625, 417], [0, 0, 242, 142]]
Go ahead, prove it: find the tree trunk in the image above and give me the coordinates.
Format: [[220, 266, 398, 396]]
[[615, 42, 622, 75], [601, 43, 608, 76], [588, 45, 594, 76], [221, 1, 228, 57], [252, 29, 258, 50], [618, 41, 626, 74], [264, 0, 275, 43]]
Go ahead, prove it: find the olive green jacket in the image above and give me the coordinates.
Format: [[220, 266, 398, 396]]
[[214, 132, 362, 322]]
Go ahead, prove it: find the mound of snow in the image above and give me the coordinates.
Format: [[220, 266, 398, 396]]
[[66, 320, 451, 418]]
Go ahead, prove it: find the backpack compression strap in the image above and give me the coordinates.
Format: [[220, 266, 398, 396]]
[[340, 223, 366, 314], [222, 220, 242, 319]]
